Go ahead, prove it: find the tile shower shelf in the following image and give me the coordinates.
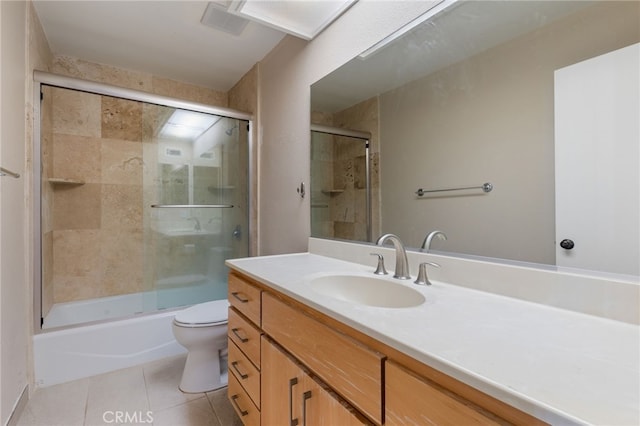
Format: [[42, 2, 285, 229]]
[[207, 185, 235, 192], [48, 178, 86, 186], [321, 189, 344, 195]]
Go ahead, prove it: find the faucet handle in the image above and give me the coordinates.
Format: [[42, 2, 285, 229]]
[[370, 253, 388, 275], [414, 262, 440, 286]]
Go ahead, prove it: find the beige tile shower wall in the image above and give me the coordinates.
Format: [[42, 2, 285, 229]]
[[52, 56, 229, 106], [47, 57, 231, 303], [49, 89, 142, 302]]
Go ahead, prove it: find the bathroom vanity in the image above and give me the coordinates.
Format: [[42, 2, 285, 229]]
[[225, 241, 639, 425]]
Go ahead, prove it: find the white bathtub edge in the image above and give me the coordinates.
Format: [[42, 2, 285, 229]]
[[34, 310, 186, 388]]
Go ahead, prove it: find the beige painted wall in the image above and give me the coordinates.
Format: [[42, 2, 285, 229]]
[[379, 1, 640, 264], [0, 2, 54, 422], [1, 1, 29, 423], [258, 1, 439, 255]]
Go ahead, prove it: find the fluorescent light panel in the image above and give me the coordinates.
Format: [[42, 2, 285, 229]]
[[160, 110, 220, 140], [229, 0, 357, 40]]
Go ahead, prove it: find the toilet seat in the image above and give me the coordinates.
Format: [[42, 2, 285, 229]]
[[174, 299, 229, 328]]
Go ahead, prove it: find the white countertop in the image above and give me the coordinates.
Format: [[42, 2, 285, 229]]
[[227, 253, 640, 426]]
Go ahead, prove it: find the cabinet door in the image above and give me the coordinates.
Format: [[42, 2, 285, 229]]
[[228, 272, 262, 325], [261, 336, 302, 426], [262, 293, 382, 424], [386, 361, 500, 425], [262, 337, 367, 426], [300, 374, 368, 426]]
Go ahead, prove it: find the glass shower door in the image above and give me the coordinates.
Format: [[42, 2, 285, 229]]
[[39, 81, 250, 329], [144, 106, 249, 312]]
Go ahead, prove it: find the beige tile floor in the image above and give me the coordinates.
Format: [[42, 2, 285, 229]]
[[17, 355, 243, 426]]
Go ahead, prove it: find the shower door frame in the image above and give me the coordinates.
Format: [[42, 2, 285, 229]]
[[32, 70, 254, 332], [310, 124, 372, 242]]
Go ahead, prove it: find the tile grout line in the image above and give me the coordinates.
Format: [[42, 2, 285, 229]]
[[83, 377, 91, 426], [205, 392, 224, 426]]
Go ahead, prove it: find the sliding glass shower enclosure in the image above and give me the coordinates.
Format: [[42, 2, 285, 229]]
[[34, 72, 251, 329]]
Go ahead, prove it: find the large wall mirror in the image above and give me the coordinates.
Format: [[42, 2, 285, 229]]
[[311, 0, 639, 276]]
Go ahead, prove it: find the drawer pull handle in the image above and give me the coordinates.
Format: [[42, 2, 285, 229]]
[[231, 361, 249, 379], [231, 291, 249, 303], [289, 377, 299, 426], [302, 390, 312, 426], [231, 328, 249, 343], [230, 394, 248, 417]]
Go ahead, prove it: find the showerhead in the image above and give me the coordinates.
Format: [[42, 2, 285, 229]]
[[225, 125, 238, 135]]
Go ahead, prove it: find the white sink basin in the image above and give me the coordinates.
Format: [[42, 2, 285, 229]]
[[309, 275, 425, 308]]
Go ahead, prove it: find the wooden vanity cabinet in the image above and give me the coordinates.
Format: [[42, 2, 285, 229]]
[[261, 336, 370, 426], [227, 272, 262, 424], [228, 272, 261, 326], [385, 361, 502, 425], [261, 292, 384, 424], [227, 270, 546, 426]]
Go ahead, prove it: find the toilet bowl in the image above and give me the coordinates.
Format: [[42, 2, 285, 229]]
[[172, 299, 229, 393]]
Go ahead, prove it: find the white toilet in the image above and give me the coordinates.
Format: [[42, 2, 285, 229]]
[[172, 299, 229, 393]]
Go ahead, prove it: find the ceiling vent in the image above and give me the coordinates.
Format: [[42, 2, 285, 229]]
[[201, 2, 250, 36]]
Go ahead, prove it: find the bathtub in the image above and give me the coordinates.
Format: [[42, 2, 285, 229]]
[[34, 278, 228, 387]]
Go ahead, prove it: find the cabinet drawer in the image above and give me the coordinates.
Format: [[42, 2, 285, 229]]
[[228, 372, 260, 426], [262, 293, 383, 425], [386, 361, 500, 425], [228, 307, 261, 368], [228, 273, 261, 326], [228, 340, 260, 409]]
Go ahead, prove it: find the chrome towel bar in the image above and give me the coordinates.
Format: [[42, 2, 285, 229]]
[[415, 182, 493, 196], [151, 204, 234, 208], [0, 167, 20, 178]]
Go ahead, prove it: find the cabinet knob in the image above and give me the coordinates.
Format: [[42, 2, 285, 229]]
[[560, 239, 575, 250]]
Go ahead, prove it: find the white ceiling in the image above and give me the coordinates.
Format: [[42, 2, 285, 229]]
[[33, 1, 290, 91]]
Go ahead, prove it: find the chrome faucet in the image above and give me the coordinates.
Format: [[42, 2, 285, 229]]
[[414, 262, 440, 286], [376, 233, 411, 280], [421, 230, 447, 252], [189, 217, 201, 231]]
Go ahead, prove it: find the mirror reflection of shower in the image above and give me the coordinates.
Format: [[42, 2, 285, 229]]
[[310, 124, 374, 243], [225, 124, 238, 135], [38, 83, 250, 330]]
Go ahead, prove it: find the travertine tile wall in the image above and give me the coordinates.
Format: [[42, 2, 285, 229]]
[[49, 88, 145, 303], [310, 97, 381, 242], [333, 97, 380, 241], [44, 56, 247, 305]]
